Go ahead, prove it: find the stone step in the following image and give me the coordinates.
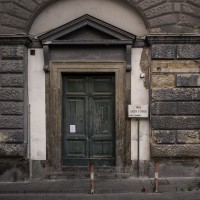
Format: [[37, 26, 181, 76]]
[[48, 167, 120, 179], [48, 172, 124, 179], [61, 166, 117, 173]]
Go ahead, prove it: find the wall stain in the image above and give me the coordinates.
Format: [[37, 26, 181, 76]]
[[140, 48, 151, 89]]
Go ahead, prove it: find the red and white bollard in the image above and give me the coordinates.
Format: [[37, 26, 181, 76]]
[[153, 160, 159, 193], [89, 162, 95, 194]]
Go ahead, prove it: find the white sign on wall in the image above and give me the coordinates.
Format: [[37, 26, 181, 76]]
[[128, 105, 149, 118], [70, 125, 76, 133]]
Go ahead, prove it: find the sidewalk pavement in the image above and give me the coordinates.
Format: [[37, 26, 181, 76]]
[[0, 177, 199, 194], [1, 192, 200, 200]]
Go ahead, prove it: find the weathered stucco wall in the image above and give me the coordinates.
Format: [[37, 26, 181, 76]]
[[130, 48, 150, 177], [28, 49, 46, 161], [131, 48, 149, 161]]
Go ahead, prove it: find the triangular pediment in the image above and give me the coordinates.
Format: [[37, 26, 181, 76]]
[[57, 26, 116, 40], [39, 15, 136, 43]]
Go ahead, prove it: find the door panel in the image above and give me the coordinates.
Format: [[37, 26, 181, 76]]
[[90, 97, 114, 159], [66, 98, 86, 135], [91, 97, 113, 135], [93, 78, 113, 94], [66, 78, 86, 94], [64, 97, 87, 158], [62, 74, 115, 166]]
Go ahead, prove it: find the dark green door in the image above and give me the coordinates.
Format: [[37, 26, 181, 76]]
[[62, 74, 115, 166]]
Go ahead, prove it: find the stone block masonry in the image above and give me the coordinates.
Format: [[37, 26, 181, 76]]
[[151, 61, 200, 157], [149, 36, 200, 158], [0, 37, 31, 181], [0, 46, 25, 144]]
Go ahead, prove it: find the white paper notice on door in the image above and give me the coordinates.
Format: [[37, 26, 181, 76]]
[[70, 125, 76, 133]]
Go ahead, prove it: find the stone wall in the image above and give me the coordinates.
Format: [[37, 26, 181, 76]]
[[1, 0, 200, 34], [0, 37, 31, 181], [148, 36, 200, 159]]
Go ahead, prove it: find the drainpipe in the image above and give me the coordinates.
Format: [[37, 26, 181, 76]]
[[147, 40, 158, 193], [137, 118, 140, 177], [28, 104, 32, 180]]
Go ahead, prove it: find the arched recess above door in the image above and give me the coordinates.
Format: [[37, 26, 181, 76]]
[[29, 0, 149, 37]]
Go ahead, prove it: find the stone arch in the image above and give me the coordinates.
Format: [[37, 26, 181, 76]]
[[26, 0, 150, 34], [29, 0, 148, 36], [1, 0, 200, 34]]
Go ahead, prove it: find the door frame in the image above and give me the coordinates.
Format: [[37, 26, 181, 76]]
[[46, 62, 130, 173]]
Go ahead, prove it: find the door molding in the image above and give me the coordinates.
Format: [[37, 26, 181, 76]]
[[46, 62, 130, 173]]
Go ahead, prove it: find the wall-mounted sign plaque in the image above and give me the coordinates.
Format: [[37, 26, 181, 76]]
[[128, 105, 149, 118]]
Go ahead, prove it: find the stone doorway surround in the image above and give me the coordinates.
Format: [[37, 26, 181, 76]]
[[46, 62, 130, 175]]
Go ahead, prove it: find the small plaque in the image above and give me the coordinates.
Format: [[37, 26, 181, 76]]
[[70, 125, 76, 133], [128, 105, 149, 118]]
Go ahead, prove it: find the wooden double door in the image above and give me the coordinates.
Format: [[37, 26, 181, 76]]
[[62, 74, 115, 166]]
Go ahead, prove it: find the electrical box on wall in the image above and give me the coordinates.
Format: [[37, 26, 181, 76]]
[[128, 105, 149, 118]]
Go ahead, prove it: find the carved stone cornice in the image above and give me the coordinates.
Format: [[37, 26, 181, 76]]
[[146, 35, 200, 60], [146, 35, 200, 45], [0, 35, 32, 47]]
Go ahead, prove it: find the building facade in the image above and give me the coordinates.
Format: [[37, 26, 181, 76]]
[[0, 0, 200, 181]]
